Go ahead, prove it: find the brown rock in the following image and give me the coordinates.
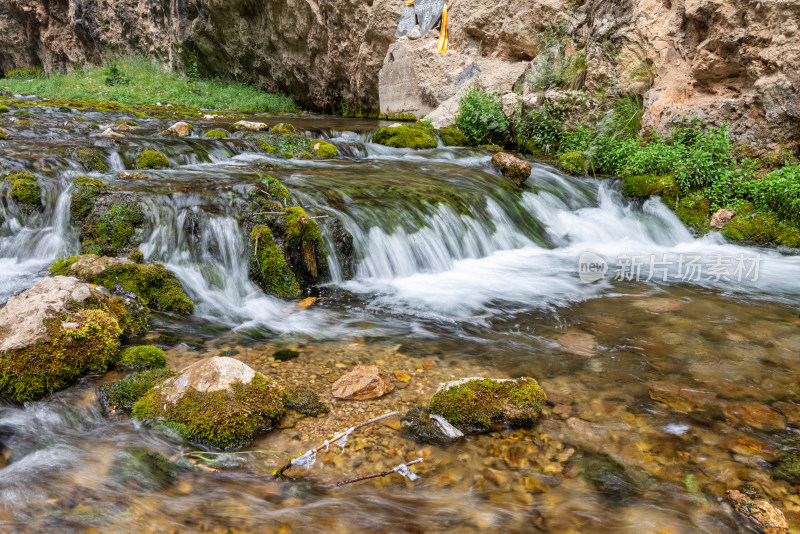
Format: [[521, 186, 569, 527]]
[[157, 356, 258, 404], [555, 331, 597, 358], [725, 436, 779, 462], [159, 121, 192, 137], [118, 171, 150, 181], [99, 128, 125, 138], [710, 208, 736, 229], [331, 365, 394, 400], [723, 402, 786, 431], [648, 381, 716, 413], [231, 121, 270, 132], [773, 401, 800, 426], [491, 152, 531, 186], [724, 490, 788, 534]]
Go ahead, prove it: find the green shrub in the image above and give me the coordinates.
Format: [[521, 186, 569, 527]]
[[513, 100, 564, 152], [456, 87, 509, 146], [752, 164, 800, 223], [619, 139, 679, 178]]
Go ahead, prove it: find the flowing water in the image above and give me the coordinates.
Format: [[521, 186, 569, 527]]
[[1, 102, 800, 533]]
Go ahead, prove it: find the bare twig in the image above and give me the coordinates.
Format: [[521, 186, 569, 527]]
[[316, 458, 424, 490], [299, 215, 329, 222], [276, 411, 400, 477], [252, 211, 287, 216]]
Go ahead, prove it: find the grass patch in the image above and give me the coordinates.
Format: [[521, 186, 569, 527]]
[[1, 56, 297, 113]]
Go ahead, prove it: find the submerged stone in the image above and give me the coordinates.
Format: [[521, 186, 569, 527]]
[[0, 276, 132, 402], [491, 152, 531, 186], [773, 450, 800, 485], [574, 450, 638, 502], [110, 447, 178, 491], [285, 386, 329, 416], [428, 377, 546, 433], [132, 357, 286, 449], [331, 365, 395, 400]]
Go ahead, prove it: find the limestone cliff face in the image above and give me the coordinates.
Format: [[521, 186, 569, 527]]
[[0, 0, 798, 147]]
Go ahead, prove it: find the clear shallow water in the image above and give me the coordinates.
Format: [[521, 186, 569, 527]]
[[1, 106, 799, 532]]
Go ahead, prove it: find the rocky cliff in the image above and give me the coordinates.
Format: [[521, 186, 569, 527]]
[[0, 0, 797, 147]]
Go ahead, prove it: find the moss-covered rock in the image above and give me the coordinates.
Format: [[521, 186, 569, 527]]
[[249, 225, 301, 298], [75, 147, 108, 172], [401, 405, 465, 445], [374, 123, 437, 149], [70, 176, 106, 223], [428, 377, 546, 433], [110, 446, 178, 491], [621, 174, 678, 199], [721, 204, 800, 249], [272, 122, 295, 134], [558, 151, 587, 176], [248, 131, 338, 159], [128, 248, 145, 263], [0, 276, 131, 402], [79, 195, 144, 255], [285, 386, 328, 416], [0, 105, 9, 113], [2, 172, 41, 208], [312, 140, 339, 159], [0, 128, 10, 140], [675, 191, 711, 232], [774, 451, 800, 485], [98, 369, 174, 412], [437, 126, 467, 147], [491, 152, 532, 186], [135, 149, 170, 170], [204, 129, 228, 138], [132, 357, 286, 449], [116, 345, 167, 370]]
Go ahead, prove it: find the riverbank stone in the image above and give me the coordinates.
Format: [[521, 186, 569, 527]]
[[429, 377, 546, 433], [331, 365, 395, 400], [132, 356, 286, 449], [0, 276, 132, 402], [491, 153, 531, 186]]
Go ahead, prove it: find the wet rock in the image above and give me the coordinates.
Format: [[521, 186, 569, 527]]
[[99, 128, 125, 138], [159, 121, 192, 137], [132, 357, 286, 449], [285, 385, 329, 416], [373, 123, 437, 149], [429, 377, 546, 433], [116, 345, 167, 370], [273, 349, 300, 361], [0, 276, 131, 402], [97, 369, 174, 413], [772, 401, 800, 426], [232, 120, 270, 131], [725, 436, 779, 463], [117, 171, 150, 181], [724, 489, 788, 534], [401, 406, 464, 445], [773, 451, 800, 485], [710, 208, 736, 229], [110, 447, 178, 491], [555, 331, 597, 358], [574, 450, 638, 502], [723, 402, 785, 431], [331, 365, 394, 400], [2, 172, 41, 210], [491, 152, 531, 186], [648, 381, 716, 413]]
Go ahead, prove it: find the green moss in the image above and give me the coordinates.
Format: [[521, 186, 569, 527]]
[[774, 451, 800, 485], [15, 120, 38, 126], [249, 225, 301, 298], [75, 148, 108, 172], [128, 248, 144, 263], [116, 345, 167, 370], [93, 263, 194, 315], [401, 405, 463, 445], [721, 204, 800, 248], [675, 191, 710, 231], [110, 446, 178, 490], [312, 140, 338, 159], [283, 206, 321, 248], [558, 151, 587, 176], [135, 150, 169, 170], [272, 122, 295, 134], [0, 105, 9, 113], [204, 129, 228, 138], [0, 308, 123, 402], [132, 373, 286, 449], [374, 123, 438, 149], [621, 174, 678, 199], [428, 378, 546, 433], [49, 256, 80, 275], [437, 126, 467, 147], [248, 132, 334, 159], [83, 203, 144, 254], [97, 369, 174, 412], [480, 144, 504, 152], [280, 151, 295, 158], [285, 386, 328, 416], [8, 177, 41, 207], [299, 151, 314, 159], [70, 176, 106, 223], [273, 349, 300, 361], [0, 128, 10, 140], [14, 110, 33, 116]]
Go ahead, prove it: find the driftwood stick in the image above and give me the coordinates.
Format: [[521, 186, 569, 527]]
[[276, 411, 400, 477], [316, 458, 424, 490]]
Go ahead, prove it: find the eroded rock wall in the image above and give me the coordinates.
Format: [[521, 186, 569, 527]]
[[0, 0, 797, 146]]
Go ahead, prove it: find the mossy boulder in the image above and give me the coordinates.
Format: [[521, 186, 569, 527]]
[[2, 172, 41, 208], [249, 225, 301, 298], [558, 151, 587, 176], [311, 140, 339, 159], [675, 191, 711, 232], [128, 248, 145, 263], [204, 129, 228, 139], [428, 377, 546, 433], [70, 176, 106, 223], [132, 357, 286, 449], [79, 193, 144, 255], [437, 126, 467, 147], [774, 451, 800, 485], [374, 123, 438, 149], [721, 203, 800, 249], [254, 175, 290, 206], [0, 128, 10, 140], [98, 369, 174, 413], [116, 345, 167, 370], [135, 150, 170, 170], [621, 174, 678, 199], [75, 147, 108, 172], [248, 132, 338, 159], [0, 276, 134, 402], [50, 255, 194, 315], [272, 122, 295, 134], [0, 105, 9, 113], [285, 386, 328, 416]]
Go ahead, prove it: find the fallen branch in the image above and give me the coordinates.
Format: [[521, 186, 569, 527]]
[[276, 411, 400, 477], [299, 215, 329, 222], [317, 458, 424, 490], [252, 211, 287, 216]]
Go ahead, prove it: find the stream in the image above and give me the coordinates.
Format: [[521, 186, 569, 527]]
[[1, 102, 800, 533]]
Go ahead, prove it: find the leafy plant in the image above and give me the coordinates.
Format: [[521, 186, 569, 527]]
[[512, 100, 564, 152], [456, 87, 509, 146], [102, 60, 130, 86]]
